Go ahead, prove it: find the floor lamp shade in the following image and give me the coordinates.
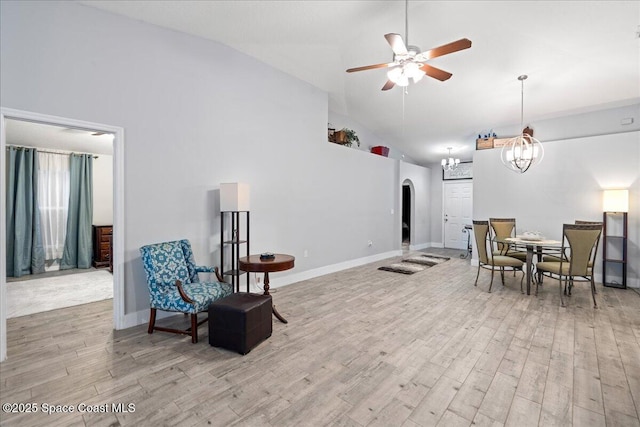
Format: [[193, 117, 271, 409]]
[[603, 189, 628, 212], [220, 183, 250, 211]]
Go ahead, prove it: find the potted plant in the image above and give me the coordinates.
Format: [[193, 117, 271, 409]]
[[333, 127, 360, 147]]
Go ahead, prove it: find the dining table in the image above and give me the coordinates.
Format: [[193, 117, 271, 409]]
[[503, 236, 562, 295]]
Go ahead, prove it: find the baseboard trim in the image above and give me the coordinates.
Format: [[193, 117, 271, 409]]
[[122, 250, 402, 330], [268, 250, 402, 289], [409, 242, 431, 251]]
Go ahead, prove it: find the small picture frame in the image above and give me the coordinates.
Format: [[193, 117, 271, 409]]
[[443, 161, 473, 180]]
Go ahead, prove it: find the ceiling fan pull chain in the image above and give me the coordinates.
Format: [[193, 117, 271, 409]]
[[402, 88, 406, 136]]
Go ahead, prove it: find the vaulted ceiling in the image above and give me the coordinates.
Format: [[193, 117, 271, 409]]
[[77, 1, 639, 165]]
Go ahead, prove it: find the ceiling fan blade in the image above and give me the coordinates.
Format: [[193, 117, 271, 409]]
[[381, 80, 395, 91], [420, 64, 452, 81], [384, 33, 408, 55], [346, 62, 394, 73], [418, 38, 472, 61]]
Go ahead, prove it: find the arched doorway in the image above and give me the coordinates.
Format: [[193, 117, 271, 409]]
[[402, 179, 414, 250]]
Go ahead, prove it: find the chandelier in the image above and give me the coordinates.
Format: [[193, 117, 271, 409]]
[[500, 75, 544, 173], [441, 147, 460, 171]]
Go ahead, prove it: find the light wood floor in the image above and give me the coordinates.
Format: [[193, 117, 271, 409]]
[[1, 250, 639, 427]]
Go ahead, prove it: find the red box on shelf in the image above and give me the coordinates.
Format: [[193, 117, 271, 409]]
[[371, 146, 389, 157]]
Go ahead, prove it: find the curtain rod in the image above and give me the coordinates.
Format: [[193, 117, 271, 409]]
[[7, 145, 99, 159]]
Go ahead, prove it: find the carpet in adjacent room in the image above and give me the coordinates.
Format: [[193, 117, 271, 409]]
[[7, 269, 113, 318]]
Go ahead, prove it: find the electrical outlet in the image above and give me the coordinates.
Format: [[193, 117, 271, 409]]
[[368, 240, 373, 247], [304, 249, 308, 258], [255, 274, 261, 284]]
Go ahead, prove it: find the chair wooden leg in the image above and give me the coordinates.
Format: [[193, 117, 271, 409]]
[[488, 269, 495, 293], [474, 266, 481, 287], [148, 308, 157, 334], [560, 277, 566, 307], [191, 314, 198, 343], [519, 269, 524, 294], [591, 278, 598, 309]]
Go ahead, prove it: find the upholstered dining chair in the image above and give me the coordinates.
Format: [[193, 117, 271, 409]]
[[489, 218, 527, 261], [535, 223, 602, 308], [542, 220, 603, 265], [473, 220, 525, 293], [140, 239, 233, 343]]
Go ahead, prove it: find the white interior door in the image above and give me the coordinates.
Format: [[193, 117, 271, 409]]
[[443, 181, 473, 249]]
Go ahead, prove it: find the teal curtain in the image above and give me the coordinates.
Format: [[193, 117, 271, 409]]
[[5, 147, 45, 277], [61, 154, 93, 270]]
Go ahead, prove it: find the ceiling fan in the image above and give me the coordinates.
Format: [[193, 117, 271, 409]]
[[346, 1, 472, 91]]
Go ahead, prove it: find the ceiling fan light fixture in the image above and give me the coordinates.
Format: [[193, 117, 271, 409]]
[[345, 0, 471, 91], [412, 71, 425, 83], [404, 62, 425, 82], [387, 67, 410, 86], [387, 62, 424, 86]]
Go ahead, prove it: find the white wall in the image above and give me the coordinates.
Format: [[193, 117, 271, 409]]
[[429, 166, 446, 247], [1, 1, 427, 322], [92, 154, 113, 225], [429, 103, 640, 246], [328, 110, 418, 162], [473, 131, 640, 287]]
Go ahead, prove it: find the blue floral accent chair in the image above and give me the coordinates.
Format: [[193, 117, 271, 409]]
[[140, 239, 233, 343]]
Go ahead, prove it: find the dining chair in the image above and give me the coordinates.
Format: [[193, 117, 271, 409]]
[[542, 220, 602, 264], [473, 220, 525, 293], [489, 218, 527, 261], [535, 223, 602, 308], [140, 239, 233, 343]]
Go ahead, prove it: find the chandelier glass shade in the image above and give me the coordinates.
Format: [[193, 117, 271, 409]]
[[500, 75, 544, 173], [441, 147, 460, 170], [500, 133, 544, 173]]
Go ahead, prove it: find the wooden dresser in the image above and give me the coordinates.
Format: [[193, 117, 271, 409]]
[[92, 225, 113, 269]]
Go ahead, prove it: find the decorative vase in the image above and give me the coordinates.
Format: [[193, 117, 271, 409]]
[[333, 130, 348, 144]]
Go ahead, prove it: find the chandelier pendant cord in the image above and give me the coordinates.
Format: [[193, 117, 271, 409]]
[[520, 77, 524, 130]]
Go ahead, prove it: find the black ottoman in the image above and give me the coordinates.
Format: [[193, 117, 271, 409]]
[[208, 293, 272, 354]]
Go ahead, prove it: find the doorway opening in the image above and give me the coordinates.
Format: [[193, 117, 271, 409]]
[[4, 119, 114, 317], [1, 107, 125, 362], [402, 180, 413, 250]]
